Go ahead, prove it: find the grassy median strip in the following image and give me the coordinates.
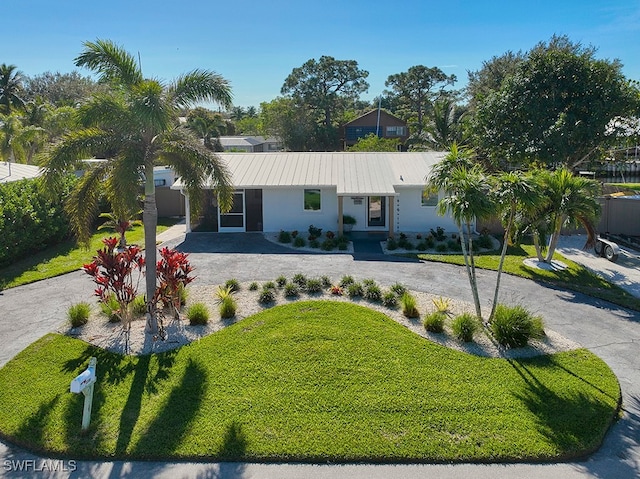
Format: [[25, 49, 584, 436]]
[[0, 301, 619, 462], [0, 219, 176, 290], [416, 243, 640, 312]]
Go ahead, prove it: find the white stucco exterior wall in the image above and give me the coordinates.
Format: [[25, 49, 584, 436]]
[[261, 187, 340, 233]]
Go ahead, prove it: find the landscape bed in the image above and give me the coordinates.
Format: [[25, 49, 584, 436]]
[[0, 301, 620, 462]]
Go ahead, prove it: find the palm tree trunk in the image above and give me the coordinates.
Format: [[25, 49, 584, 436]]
[[459, 223, 482, 320], [490, 208, 514, 322], [545, 216, 565, 263], [533, 228, 545, 261], [144, 162, 158, 333]]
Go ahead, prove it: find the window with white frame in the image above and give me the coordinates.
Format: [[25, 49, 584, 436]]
[[304, 189, 321, 211]]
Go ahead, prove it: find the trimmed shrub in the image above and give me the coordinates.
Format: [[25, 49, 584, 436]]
[[293, 236, 306, 248], [416, 241, 428, 251], [447, 239, 462, 252], [292, 274, 307, 287], [382, 291, 398, 308], [224, 279, 240, 293], [452, 313, 478, 342], [306, 278, 323, 293], [309, 239, 320, 248], [187, 303, 210, 325], [278, 230, 292, 243], [398, 238, 414, 250], [339, 275, 355, 287], [68, 302, 90, 327], [423, 311, 446, 333], [435, 243, 448, 253], [475, 234, 494, 250], [308, 225, 322, 237], [386, 237, 398, 250], [390, 282, 407, 296], [321, 239, 336, 251], [347, 282, 364, 298], [259, 287, 276, 304], [491, 304, 545, 348], [283, 283, 299, 298], [400, 292, 419, 318]]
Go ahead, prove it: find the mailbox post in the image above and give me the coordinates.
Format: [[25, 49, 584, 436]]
[[70, 357, 97, 431]]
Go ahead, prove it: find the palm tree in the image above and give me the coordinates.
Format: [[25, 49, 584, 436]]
[[538, 168, 600, 262], [427, 145, 494, 319], [488, 171, 536, 321], [0, 112, 45, 163], [42, 39, 234, 332], [423, 97, 467, 150], [0, 64, 26, 113]]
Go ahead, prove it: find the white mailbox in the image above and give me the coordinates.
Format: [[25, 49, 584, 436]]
[[69, 357, 97, 431], [70, 368, 96, 393]]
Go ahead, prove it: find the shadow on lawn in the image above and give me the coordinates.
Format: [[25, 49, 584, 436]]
[[508, 358, 618, 458]]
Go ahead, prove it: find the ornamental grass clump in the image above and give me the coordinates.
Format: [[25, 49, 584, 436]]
[[401, 292, 419, 318], [423, 311, 446, 333], [283, 283, 299, 298], [452, 313, 478, 342], [68, 302, 91, 327], [187, 302, 210, 325], [224, 278, 240, 293], [305, 278, 323, 293], [491, 304, 545, 348], [347, 282, 364, 298], [259, 287, 276, 304], [100, 293, 121, 323], [215, 286, 237, 319], [131, 295, 147, 316], [382, 290, 398, 308]]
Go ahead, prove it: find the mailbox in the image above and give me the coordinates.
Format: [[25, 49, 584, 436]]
[[70, 368, 96, 393]]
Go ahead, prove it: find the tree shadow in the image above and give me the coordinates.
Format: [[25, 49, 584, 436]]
[[218, 421, 248, 460], [114, 354, 151, 455], [508, 358, 619, 459], [131, 358, 206, 456]]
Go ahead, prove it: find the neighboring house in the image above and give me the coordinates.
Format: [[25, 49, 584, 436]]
[[219, 136, 282, 153], [0, 162, 41, 183], [342, 110, 409, 150], [171, 152, 457, 236]]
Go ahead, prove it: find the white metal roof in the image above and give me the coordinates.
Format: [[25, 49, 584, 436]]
[[0, 162, 42, 183], [172, 152, 446, 196]]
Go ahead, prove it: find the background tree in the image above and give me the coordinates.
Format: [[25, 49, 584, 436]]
[[0, 112, 44, 163], [465, 51, 524, 110], [0, 64, 26, 113], [259, 96, 318, 151], [347, 133, 400, 152], [23, 71, 106, 107], [42, 39, 234, 332], [186, 107, 227, 150], [412, 96, 468, 150], [385, 65, 456, 135], [472, 35, 640, 169], [281, 56, 369, 150]]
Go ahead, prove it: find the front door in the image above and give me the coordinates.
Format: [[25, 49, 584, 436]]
[[218, 191, 245, 232], [368, 196, 386, 227]]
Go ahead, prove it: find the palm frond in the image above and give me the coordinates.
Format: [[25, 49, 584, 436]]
[[75, 39, 143, 86], [105, 152, 144, 220], [131, 80, 172, 134], [159, 128, 234, 214], [169, 69, 232, 109], [65, 162, 112, 245], [77, 93, 132, 130]]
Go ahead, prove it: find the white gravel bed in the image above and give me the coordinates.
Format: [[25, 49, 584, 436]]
[[60, 281, 581, 359]]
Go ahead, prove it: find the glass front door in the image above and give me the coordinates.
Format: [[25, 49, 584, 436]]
[[368, 196, 386, 227], [218, 191, 245, 232]]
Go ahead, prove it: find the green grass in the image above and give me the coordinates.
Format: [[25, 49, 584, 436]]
[[607, 182, 640, 192], [416, 242, 640, 311], [0, 301, 620, 462], [0, 218, 176, 290]]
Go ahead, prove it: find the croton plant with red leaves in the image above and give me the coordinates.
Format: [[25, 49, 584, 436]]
[[154, 247, 195, 319], [83, 237, 145, 329]]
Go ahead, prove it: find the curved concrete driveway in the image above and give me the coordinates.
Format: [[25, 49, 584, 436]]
[[0, 232, 639, 478]]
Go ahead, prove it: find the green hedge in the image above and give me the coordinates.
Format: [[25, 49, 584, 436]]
[[0, 175, 76, 267]]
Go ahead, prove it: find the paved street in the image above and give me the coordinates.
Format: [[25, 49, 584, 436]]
[[0, 232, 639, 478]]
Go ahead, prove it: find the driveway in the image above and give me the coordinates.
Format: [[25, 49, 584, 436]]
[[0, 232, 639, 478]]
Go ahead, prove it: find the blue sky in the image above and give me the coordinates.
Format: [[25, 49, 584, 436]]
[[4, 0, 639, 108]]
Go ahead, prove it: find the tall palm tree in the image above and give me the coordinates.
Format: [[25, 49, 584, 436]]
[[0, 64, 26, 113], [427, 145, 494, 319], [423, 97, 467, 150], [488, 171, 536, 321], [0, 112, 45, 163], [42, 39, 234, 331]]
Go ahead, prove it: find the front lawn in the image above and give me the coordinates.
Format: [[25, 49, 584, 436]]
[[416, 243, 640, 312], [0, 301, 620, 462], [0, 218, 176, 290]]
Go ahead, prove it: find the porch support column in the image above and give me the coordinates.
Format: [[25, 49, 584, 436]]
[[181, 190, 191, 233], [388, 196, 395, 238], [338, 196, 344, 236]]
